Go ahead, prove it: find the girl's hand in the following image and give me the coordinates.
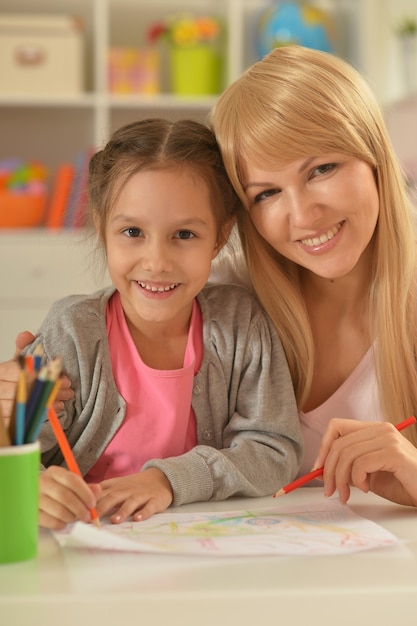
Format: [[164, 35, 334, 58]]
[[96, 468, 174, 524], [314, 419, 417, 507], [39, 466, 101, 530]]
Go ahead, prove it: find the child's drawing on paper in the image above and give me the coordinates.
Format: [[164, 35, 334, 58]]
[[54, 500, 401, 557]]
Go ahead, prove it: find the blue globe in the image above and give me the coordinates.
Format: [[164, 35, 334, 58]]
[[255, 1, 335, 59]]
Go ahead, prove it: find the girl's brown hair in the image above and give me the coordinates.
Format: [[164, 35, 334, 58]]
[[88, 118, 241, 248]]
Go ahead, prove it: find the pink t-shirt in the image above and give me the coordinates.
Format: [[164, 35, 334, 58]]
[[85, 292, 202, 482]]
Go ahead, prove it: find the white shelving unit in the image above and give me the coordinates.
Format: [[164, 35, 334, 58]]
[[0, 0, 413, 168], [0, 0, 416, 360], [0, 230, 111, 360], [0, 0, 251, 169]]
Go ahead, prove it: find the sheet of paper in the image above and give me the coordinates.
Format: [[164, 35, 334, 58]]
[[53, 499, 401, 557]]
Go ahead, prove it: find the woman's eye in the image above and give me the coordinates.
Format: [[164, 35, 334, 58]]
[[122, 227, 142, 238], [253, 188, 279, 203], [312, 163, 336, 177], [175, 230, 194, 240]]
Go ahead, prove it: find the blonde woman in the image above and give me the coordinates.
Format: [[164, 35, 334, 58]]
[[210, 45, 417, 507]]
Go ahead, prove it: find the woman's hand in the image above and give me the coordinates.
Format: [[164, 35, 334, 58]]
[[96, 468, 174, 524], [0, 331, 74, 421], [314, 418, 417, 507], [47, 375, 74, 412], [0, 332, 37, 421], [39, 466, 101, 530]]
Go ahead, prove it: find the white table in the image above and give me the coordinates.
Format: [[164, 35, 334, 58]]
[[1, 488, 417, 626]]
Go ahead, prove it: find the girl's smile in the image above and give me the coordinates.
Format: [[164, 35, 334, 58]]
[[137, 281, 179, 295]]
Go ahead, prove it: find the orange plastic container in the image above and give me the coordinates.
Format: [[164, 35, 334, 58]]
[[0, 191, 46, 228]]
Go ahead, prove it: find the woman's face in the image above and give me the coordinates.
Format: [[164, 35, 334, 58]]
[[243, 153, 379, 281]]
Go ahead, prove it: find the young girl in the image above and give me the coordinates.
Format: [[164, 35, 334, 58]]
[[210, 46, 417, 507], [20, 118, 302, 530]]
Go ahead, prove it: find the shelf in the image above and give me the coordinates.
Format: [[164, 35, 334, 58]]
[[107, 94, 219, 109], [1, 0, 412, 169], [0, 94, 97, 107], [0, 0, 414, 174], [0, 0, 250, 168], [0, 93, 217, 110]]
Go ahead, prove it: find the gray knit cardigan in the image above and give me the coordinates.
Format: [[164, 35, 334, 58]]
[[25, 283, 302, 506]]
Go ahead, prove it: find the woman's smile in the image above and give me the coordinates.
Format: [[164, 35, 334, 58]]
[[299, 220, 345, 249]]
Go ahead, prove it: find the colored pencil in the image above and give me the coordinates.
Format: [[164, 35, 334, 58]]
[[24, 358, 62, 443], [33, 343, 44, 372], [0, 408, 11, 447], [7, 354, 26, 444], [23, 364, 49, 436], [44, 364, 64, 410], [25, 354, 34, 374], [274, 416, 417, 497], [47, 406, 100, 527], [14, 359, 27, 445]]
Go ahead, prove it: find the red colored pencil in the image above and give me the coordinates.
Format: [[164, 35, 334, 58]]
[[274, 416, 417, 497], [47, 406, 100, 526]]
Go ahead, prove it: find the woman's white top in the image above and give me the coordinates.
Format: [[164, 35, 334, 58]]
[[298, 346, 382, 478]]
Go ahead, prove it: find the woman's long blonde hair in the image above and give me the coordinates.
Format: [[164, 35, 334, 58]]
[[211, 46, 417, 442]]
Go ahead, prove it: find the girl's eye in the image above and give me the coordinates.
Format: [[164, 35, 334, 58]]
[[253, 188, 279, 203], [122, 227, 142, 238], [175, 230, 194, 240], [312, 163, 336, 177]]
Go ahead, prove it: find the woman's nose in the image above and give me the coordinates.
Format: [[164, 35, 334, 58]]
[[285, 189, 324, 228]]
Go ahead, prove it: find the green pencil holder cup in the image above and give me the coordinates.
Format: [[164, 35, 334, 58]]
[[0, 441, 40, 564]]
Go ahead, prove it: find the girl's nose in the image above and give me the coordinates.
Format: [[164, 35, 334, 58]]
[[141, 240, 172, 273]]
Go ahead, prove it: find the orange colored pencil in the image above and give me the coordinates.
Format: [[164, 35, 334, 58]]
[[47, 406, 100, 527], [274, 416, 417, 497], [25, 354, 34, 374]]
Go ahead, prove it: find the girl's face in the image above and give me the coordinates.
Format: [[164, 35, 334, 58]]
[[105, 166, 220, 334], [243, 153, 379, 282]]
